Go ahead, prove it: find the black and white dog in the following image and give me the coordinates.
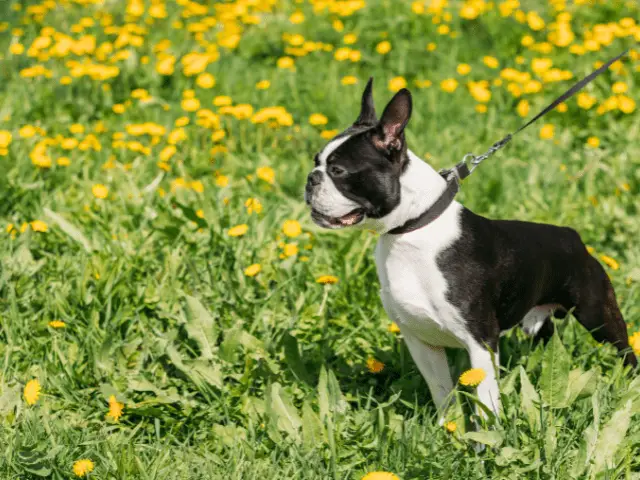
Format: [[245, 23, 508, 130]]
[[305, 79, 636, 418]]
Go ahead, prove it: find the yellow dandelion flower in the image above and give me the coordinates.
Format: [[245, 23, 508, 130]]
[[228, 224, 248, 237], [244, 198, 263, 214], [289, 11, 305, 24], [215, 175, 229, 187], [459, 368, 486, 387], [244, 264, 261, 277], [586, 136, 600, 148], [617, 96, 635, 114], [376, 41, 391, 54], [92, 184, 109, 199], [19, 125, 37, 138], [213, 96, 232, 107], [445, 421, 457, 432], [361, 473, 399, 480], [48, 320, 66, 328], [309, 113, 328, 126], [341, 75, 358, 85], [343, 33, 358, 44], [426, 42, 437, 51], [24, 379, 41, 405], [106, 395, 124, 422], [388, 76, 407, 92], [282, 220, 302, 238], [517, 99, 530, 117], [321, 129, 338, 139], [483, 56, 499, 68], [440, 78, 458, 93], [316, 275, 339, 284], [0, 130, 13, 148], [256, 166, 275, 184], [388, 322, 400, 334], [30, 220, 48, 232], [600, 254, 619, 271], [112, 104, 125, 114], [366, 357, 385, 373], [475, 104, 487, 113], [612, 82, 627, 94], [196, 73, 215, 89], [256, 80, 270, 90], [457, 63, 471, 75], [72, 459, 95, 477], [539, 124, 554, 140], [277, 56, 295, 70], [283, 243, 298, 257], [629, 332, 640, 356]]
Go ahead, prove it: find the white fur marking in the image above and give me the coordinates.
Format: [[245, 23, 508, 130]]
[[521, 304, 561, 336], [467, 342, 501, 416], [318, 134, 351, 165]]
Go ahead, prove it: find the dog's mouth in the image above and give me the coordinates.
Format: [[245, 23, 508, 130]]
[[311, 208, 365, 229]]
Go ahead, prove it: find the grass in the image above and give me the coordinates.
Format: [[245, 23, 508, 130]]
[[0, 0, 639, 478]]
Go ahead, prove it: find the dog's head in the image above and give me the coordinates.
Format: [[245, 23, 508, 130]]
[[305, 78, 413, 229]]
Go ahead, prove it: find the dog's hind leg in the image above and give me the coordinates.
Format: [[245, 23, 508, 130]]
[[573, 255, 637, 368]]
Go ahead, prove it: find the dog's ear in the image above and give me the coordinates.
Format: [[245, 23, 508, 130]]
[[354, 77, 377, 126], [372, 88, 412, 152]]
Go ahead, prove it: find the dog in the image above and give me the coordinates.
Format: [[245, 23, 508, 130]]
[[304, 78, 637, 419]]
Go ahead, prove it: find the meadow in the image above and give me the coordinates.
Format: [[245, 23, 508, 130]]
[[0, 0, 639, 478]]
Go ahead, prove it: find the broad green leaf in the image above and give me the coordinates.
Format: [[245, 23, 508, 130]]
[[302, 400, 325, 450], [463, 430, 504, 448], [327, 369, 348, 416], [191, 359, 222, 388], [564, 368, 597, 406], [539, 331, 571, 408], [184, 295, 216, 360], [283, 333, 313, 384], [519, 367, 540, 431], [591, 400, 632, 475], [318, 366, 329, 421], [544, 415, 557, 460], [500, 367, 519, 396], [44, 208, 93, 252], [266, 383, 302, 442]]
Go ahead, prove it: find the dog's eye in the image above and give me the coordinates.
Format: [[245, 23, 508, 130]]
[[328, 164, 347, 177]]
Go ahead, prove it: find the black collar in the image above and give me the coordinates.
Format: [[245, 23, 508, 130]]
[[387, 161, 469, 235]]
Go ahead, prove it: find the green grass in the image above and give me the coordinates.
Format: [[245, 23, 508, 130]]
[[0, 0, 639, 478]]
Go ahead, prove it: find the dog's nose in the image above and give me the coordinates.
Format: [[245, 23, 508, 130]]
[[307, 170, 323, 187]]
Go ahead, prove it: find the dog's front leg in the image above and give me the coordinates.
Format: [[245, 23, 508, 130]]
[[400, 329, 453, 424], [466, 340, 501, 418]]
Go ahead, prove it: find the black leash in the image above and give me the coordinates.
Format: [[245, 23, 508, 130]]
[[390, 48, 630, 235]]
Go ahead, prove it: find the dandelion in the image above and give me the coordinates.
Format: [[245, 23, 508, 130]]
[[321, 129, 338, 139], [586, 136, 600, 148], [517, 99, 530, 117], [426, 42, 436, 51], [244, 264, 261, 277], [459, 368, 486, 387], [256, 166, 275, 184], [577, 92, 597, 110], [388, 322, 400, 333], [72, 459, 95, 477], [283, 220, 302, 238], [445, 421, 457, 433], [106, 395, 124, 422], [48, 320, 66, 328], [244, 198, 263, 214], [309, 114, 328, 126], [316, 275, 338, 284], [228, 224, 248, 237], [283, 243, 298, 257], [483, 56, 499, 68], [19, 125, 37, 138], [30, 220, 48, 232], [440, 78, 458, 93], [376, 41, 391, 54], [341, 75, 358, 85], [277, 56, 295, 70], [629, 332, 640, 356], [457, 63, 471, 75], [0, 130, 12, 148], [24, 379, 41, 405], [539, 124, 554, 140], [289, 11, 305, 24], [215, 175, 229, 187], [388, 76, 407, 92], [196, 73, 215, 89], [343, 33, 357, 44], [214, 96, 232, 107], [618, 96, 636, 114], [600, 254, 619, 270], [361, 473, 399, 480], [366, 357, 385, 373], [92, 184, 109, 199], [256, 80, 270, 89], [612, 82, 627, 94]]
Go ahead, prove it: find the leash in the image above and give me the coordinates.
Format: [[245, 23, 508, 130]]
[[389, 48, 631, 235]]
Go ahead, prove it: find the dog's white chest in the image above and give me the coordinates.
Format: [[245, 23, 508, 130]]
[[375, 203, 468, 348]]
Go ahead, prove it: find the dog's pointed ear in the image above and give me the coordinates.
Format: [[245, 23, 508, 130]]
[[373, 88, 412, 152], [354, 77, 377, 126]]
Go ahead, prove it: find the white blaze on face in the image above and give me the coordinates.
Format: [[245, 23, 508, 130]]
[[309, 134, 361, 218]]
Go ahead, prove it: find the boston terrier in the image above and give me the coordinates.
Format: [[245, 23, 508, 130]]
[[304, 78, 637, 418]]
